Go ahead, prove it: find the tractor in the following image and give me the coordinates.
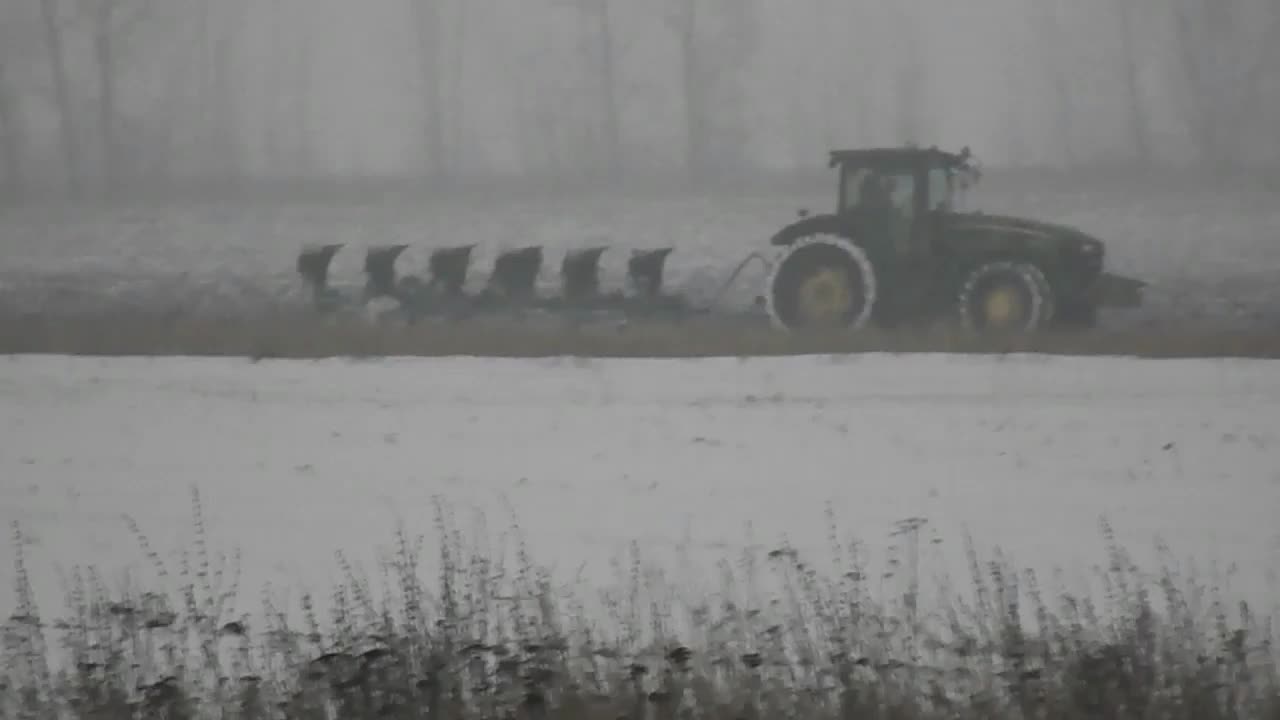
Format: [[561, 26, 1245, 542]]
[[294, 145, 1145, 335], [761, 146, 1146, 333]]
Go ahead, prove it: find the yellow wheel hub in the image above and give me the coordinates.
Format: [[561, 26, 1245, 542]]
[[797, 268, 854, 325], [983, 285, 1024, 327]]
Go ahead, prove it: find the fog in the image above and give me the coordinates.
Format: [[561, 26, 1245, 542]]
[[1, 0, 1278, 195]]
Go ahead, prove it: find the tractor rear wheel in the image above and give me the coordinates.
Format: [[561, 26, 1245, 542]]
[[765, 235, 878, 332], [956, 260, 1054, 334]]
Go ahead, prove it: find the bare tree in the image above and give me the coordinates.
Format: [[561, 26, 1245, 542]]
[[76, 0, 153, 186], [0, 58, 22, 195], [0, 5, 33, 195], [287, 0, 314, 175], [140, 0, 209, 182], [39, 0, 82, 196], [256, 0, 313, 177], [1171, 0, 1280, 168], [205, 0, 244, 181], [665, 0, 757, 177], [666, 0, 707, 178], [705, 0, 757, 171], [152, 0, 244, 182], [996, 0, 1036, 165], [446, 0, 467, 175], [593, 0, 622, 175], [556, 0, 624, 175], [408, 0, 448, 177], [1113, 0, 1152, 166], [1031, 0, 1080, 166], [260, 0, 287, 172]]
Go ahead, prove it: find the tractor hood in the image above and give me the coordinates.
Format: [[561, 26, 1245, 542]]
[[944, 211, 1108, 255], [948, 212, 1088, 243]]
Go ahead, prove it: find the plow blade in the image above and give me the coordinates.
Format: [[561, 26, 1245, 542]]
[[427, 245, 474, 297], [486, 246, 543, 300], [561, 247, 608, 303], [363, 244, 411, 300], [297, 243, 344, 294], [627, 248, 673, 299]]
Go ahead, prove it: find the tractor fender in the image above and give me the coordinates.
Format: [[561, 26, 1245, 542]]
[[768, 214, 857, 247]]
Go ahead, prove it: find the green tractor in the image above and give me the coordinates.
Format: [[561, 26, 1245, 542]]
[[762, 146, 1145, 333]]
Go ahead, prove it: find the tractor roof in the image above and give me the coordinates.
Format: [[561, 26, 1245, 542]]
[[827, 146, 973, 170]]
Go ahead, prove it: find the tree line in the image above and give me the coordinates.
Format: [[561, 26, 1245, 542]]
[[0, 0, 1277, 199]]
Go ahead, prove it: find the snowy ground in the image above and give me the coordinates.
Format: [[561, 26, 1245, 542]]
[[2, 177, 1280, 330], [2, 353, 1278, 627]]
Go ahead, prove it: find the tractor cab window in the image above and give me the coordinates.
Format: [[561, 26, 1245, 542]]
[[843, 168, 916, 217], [928, 168, 952, 211], [885, 173, 915, 216], [941, 164, 979, 212], [840, 167, 918, 256], [841, 168, 871, 210]]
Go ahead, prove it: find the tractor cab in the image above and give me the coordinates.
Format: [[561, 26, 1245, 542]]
[[824, 146, 980, 267], [831, 145, 979, 218]]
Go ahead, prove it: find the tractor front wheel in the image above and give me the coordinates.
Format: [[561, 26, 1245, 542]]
[[765, 235, 878, 332], [956, 260, 1054, 334]]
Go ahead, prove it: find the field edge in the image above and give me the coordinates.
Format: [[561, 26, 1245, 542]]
[[3, 310, 1280, 360]]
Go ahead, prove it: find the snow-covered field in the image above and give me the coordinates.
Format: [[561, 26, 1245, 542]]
[[3, 178, 1280, 329], [2, 352, 1278, 626]]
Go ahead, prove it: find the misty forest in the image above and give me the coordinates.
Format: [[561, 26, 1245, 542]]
[[1, 0, 1279, 198]]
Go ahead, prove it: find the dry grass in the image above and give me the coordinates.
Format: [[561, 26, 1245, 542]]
[[3, 489, 1278, 720], [2, 309, 1280, 360]]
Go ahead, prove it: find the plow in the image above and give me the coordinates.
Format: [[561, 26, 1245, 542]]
[[294, 145, 1147, 336], [296, 241, 773, 327]]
